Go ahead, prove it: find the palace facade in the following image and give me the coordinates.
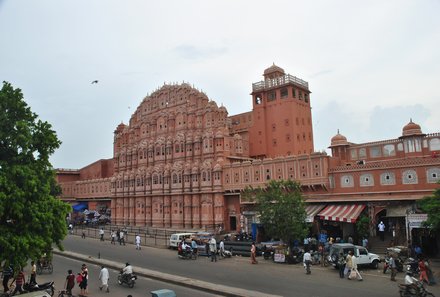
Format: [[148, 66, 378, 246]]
[[56, 64, 440, 245]]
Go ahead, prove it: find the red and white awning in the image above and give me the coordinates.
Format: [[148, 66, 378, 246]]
[[305, 204, 325, 223], [318, 204, 366, 223]]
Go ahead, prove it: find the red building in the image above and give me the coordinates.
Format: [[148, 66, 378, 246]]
[[56, 65, 440, 247]]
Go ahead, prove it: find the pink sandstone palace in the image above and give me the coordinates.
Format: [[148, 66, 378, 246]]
[[57, 65, 440, 246]]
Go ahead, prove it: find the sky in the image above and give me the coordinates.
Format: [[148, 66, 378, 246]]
[[1, 0, 439, 169]]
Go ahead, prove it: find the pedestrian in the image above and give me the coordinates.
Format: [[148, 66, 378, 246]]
[[378, 221, 385, 241], [319, 243, 325, 266], [419, 258, 430, 285], [209, 236, 217, 262], [303, 237, 310, 251], [29, 260, 37, 285], [219, 239, 225, 258], [135, 234, 141, 250], [82, 230, 86, 239], [117, 228, 121, 244], [389, 253, 397, 281], [2, 264, 13, 293], [69, 223, 73, 234], [362, 237, 368, 249], [64, 269, 75, 296], [347, 235, 353, 244], [250, 242, 258, 264], [79, 264, 88, 297], [350, 255, 363, 281], [111, 230, 116, 245], [345, 250, 353, 277], [338, 252, 346, 278], [119, 230, 125, 245], [11, 268, 25, 295], [191, 238, 198, 257], [303, 250, 312, 274], [99, 228, 105, 241], [99, 265, 110, 293]]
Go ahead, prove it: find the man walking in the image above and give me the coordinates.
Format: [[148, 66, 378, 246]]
[[119, 230, 125, 245], [303, 250, 312, 274], [209, 237, 217, 262], [99, 228, 105, 241], [135, 234, 141, 250], [99, 265, 110, 293], [30, 261, 37, 284], [345, 251, 353, 277], [390, 253, 397, 281]]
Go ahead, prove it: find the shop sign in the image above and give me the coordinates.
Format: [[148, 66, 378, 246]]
[[408, 214, 428, 228], [274, 253, 285, 263]]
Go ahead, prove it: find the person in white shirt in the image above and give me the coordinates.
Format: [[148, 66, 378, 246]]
[[378, 221, 385, 241], [99, 228, 105, 241], [135, 234, 141, 250], [99, 265, 110, 293], [122, 263, 133, 283], [209, 237, 217, 262], [219, 240, 225, 258], [303, 250, 312, 274], [350, 256, 363, 281]]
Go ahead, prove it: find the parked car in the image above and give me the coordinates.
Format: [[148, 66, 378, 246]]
[[328, 243, 380, 269]]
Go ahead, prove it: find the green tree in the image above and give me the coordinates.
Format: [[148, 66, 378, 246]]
[[244, 180, 308, 246], [417, 185, 440, 230], [0, 81, 71, 271], [355, 215, 370, 239]]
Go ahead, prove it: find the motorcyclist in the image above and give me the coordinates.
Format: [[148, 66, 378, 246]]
[[122, 262, 133, 283]]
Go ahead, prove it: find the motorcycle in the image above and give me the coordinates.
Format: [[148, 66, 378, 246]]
[[405, 258, 420, 277], [117, 271, 137, 288], [398, 281, 435, 297], [178, 246, 197, 260], [23, 281, 55, 296]]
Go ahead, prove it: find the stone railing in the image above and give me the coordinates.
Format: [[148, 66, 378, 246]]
[[252, 74, 309, 91]]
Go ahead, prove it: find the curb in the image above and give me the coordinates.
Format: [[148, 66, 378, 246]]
[[53, 249, 281, 297]]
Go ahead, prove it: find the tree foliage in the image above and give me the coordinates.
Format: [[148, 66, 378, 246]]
[[0, 81, 71, 270], [417, 186, 440, 231], [355, 215, 370, 239], [244, 180, 308, 245]]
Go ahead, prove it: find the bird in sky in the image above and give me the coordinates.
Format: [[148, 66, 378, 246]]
[[91, 80, 99, 84]]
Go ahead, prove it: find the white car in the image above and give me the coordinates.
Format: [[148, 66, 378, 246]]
[[328, 243, 381, 269]]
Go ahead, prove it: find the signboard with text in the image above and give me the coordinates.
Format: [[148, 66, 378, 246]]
[[408, 214, 428, 228]]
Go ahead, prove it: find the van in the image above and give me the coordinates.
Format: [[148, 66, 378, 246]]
[[169, 233, 194, 249]]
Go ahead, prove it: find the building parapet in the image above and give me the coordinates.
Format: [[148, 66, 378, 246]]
[[252, 74, 309, 92], [329, 156, 440, 172]]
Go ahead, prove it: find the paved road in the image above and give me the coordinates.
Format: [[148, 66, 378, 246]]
[[31, 254, 220, 297], [60, 235, 440, 297]]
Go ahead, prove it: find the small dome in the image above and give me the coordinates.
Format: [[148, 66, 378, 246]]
[[402, 119, 424, 137], [264, 63, 285, 76], [329, 130, 349, 147]]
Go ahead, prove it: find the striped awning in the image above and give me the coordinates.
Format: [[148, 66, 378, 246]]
[[305, 204, 325, 223], [318, 204, 366, 223]]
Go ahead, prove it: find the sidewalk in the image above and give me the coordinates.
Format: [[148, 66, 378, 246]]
[[53, 248, 281, 297]]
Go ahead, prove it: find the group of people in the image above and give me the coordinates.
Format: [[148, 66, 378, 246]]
[[178, 236, 229, 262], [64, 263, 131, 296], [302, 249, 363, 280], [2, 260, 39, 295]]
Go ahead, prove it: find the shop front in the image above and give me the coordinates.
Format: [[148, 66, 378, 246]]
[[317, 204, 366, 242]]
